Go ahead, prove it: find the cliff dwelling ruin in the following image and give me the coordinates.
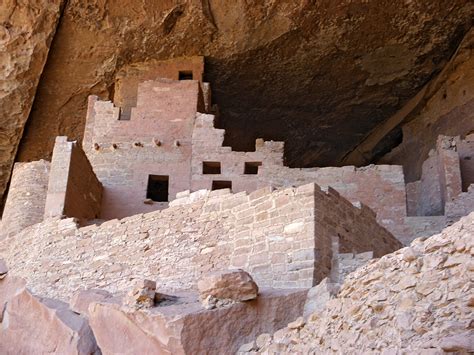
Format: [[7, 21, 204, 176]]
[[0, 1, 473, 354]]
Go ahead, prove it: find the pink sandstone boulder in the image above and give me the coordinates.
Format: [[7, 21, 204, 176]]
[[197, 269, 259, 303], [0, 258, 8, 279], [88, 289, 307, 355], [0, 275, 99, 354], [70, 288, 114, 317]]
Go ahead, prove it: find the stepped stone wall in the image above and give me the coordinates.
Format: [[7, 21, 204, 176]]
[[0, 183, 400, 301], [0, 160, 50, 239]]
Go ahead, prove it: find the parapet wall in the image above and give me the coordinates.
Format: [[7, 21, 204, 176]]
[[0, 160, 50, 238], [0, 183, 400, 301], [44, 137, 102, 222]]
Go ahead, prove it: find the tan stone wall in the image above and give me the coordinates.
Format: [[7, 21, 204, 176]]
[[0, 160, 50, 238], [44, 137, 102, 222], [0, 183, 400, 301], [191, 113, 284, 193], [406, 135, 470, 218], [114, 57, 205, 119], [259, 164, 408, 241], [83, 79, 202, 219], [458, 133, 474, 191], [445, 185, 474, 222]]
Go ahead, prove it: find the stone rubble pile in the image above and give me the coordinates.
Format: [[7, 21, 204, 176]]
[[239, 212, 474, 354]]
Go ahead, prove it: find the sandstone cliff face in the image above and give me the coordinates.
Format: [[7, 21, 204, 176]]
[[380, 29, 474, 181], [246, 213, 474, 354], [0, 0, 63, 204]]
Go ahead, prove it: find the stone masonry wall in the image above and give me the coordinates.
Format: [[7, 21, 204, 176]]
[[445, 185, 474, 222], [83, 79, 202, 219], [189, 112, 408, 242], [44, 137, 102, 222], [0, 160, 50, 238], [191, 113, 284, 193], [0, 183, 400, 301], [258, 164, 408, 242], [114, 56, 205, 120], [406, 135, 470, 218]]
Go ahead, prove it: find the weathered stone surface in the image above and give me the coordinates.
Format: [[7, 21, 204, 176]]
[[302, 278, 339, 319], [89, 289, 306, 355], [0, 258, 7, 279], [379, 28, 474, 181], [251, 212, 474, 353], [0, 275, 99, 354], [0, 0, 64, 202], [126, 279, 156, 309], [197, 269, 258, 302], [70, 288, 113, 317]]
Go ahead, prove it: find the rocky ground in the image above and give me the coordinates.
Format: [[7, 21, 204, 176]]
[[240, 212, 474, 354]]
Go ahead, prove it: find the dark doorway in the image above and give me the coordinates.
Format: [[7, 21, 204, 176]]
[[179, 71, 193, 80], [244, 162, 262, 174], [212, 180, 232, 191], [203, 161, 221, 174], [146, 175, 169, 202]]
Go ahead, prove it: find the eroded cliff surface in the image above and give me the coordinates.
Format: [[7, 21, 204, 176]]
[[0, 0, 64, 203]]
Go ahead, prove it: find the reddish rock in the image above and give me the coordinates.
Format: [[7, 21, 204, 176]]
[[126, 279, 156, 309], [0, 258, 8, 279], [197, 269, 259, 302], [0, 275, 99, 354], [70, 288, 114, 317], [89, 289, 306, 355]]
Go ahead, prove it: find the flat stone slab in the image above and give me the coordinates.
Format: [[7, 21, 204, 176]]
[[89, 288, 307, 355]]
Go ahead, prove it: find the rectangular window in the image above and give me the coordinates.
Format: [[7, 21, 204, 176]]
[[244, 162, 262, 175], [179, 71, 193, 80], [146, 175, 169, 202], [212, 180, 232, 191], [203, 161, 221, 174]]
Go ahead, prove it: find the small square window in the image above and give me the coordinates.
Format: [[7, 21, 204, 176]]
[[179, 71, 193, 80], [244, 162, 262, 175], [146, 175, 169, 202], [212, 180, 232, 191], [203, 161, 221, 174]]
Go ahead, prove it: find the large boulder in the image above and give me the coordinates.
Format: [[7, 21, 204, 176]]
[[197, 269, 259, 302], [0, 275, 99, 354], [89, 288, 306, 355]]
